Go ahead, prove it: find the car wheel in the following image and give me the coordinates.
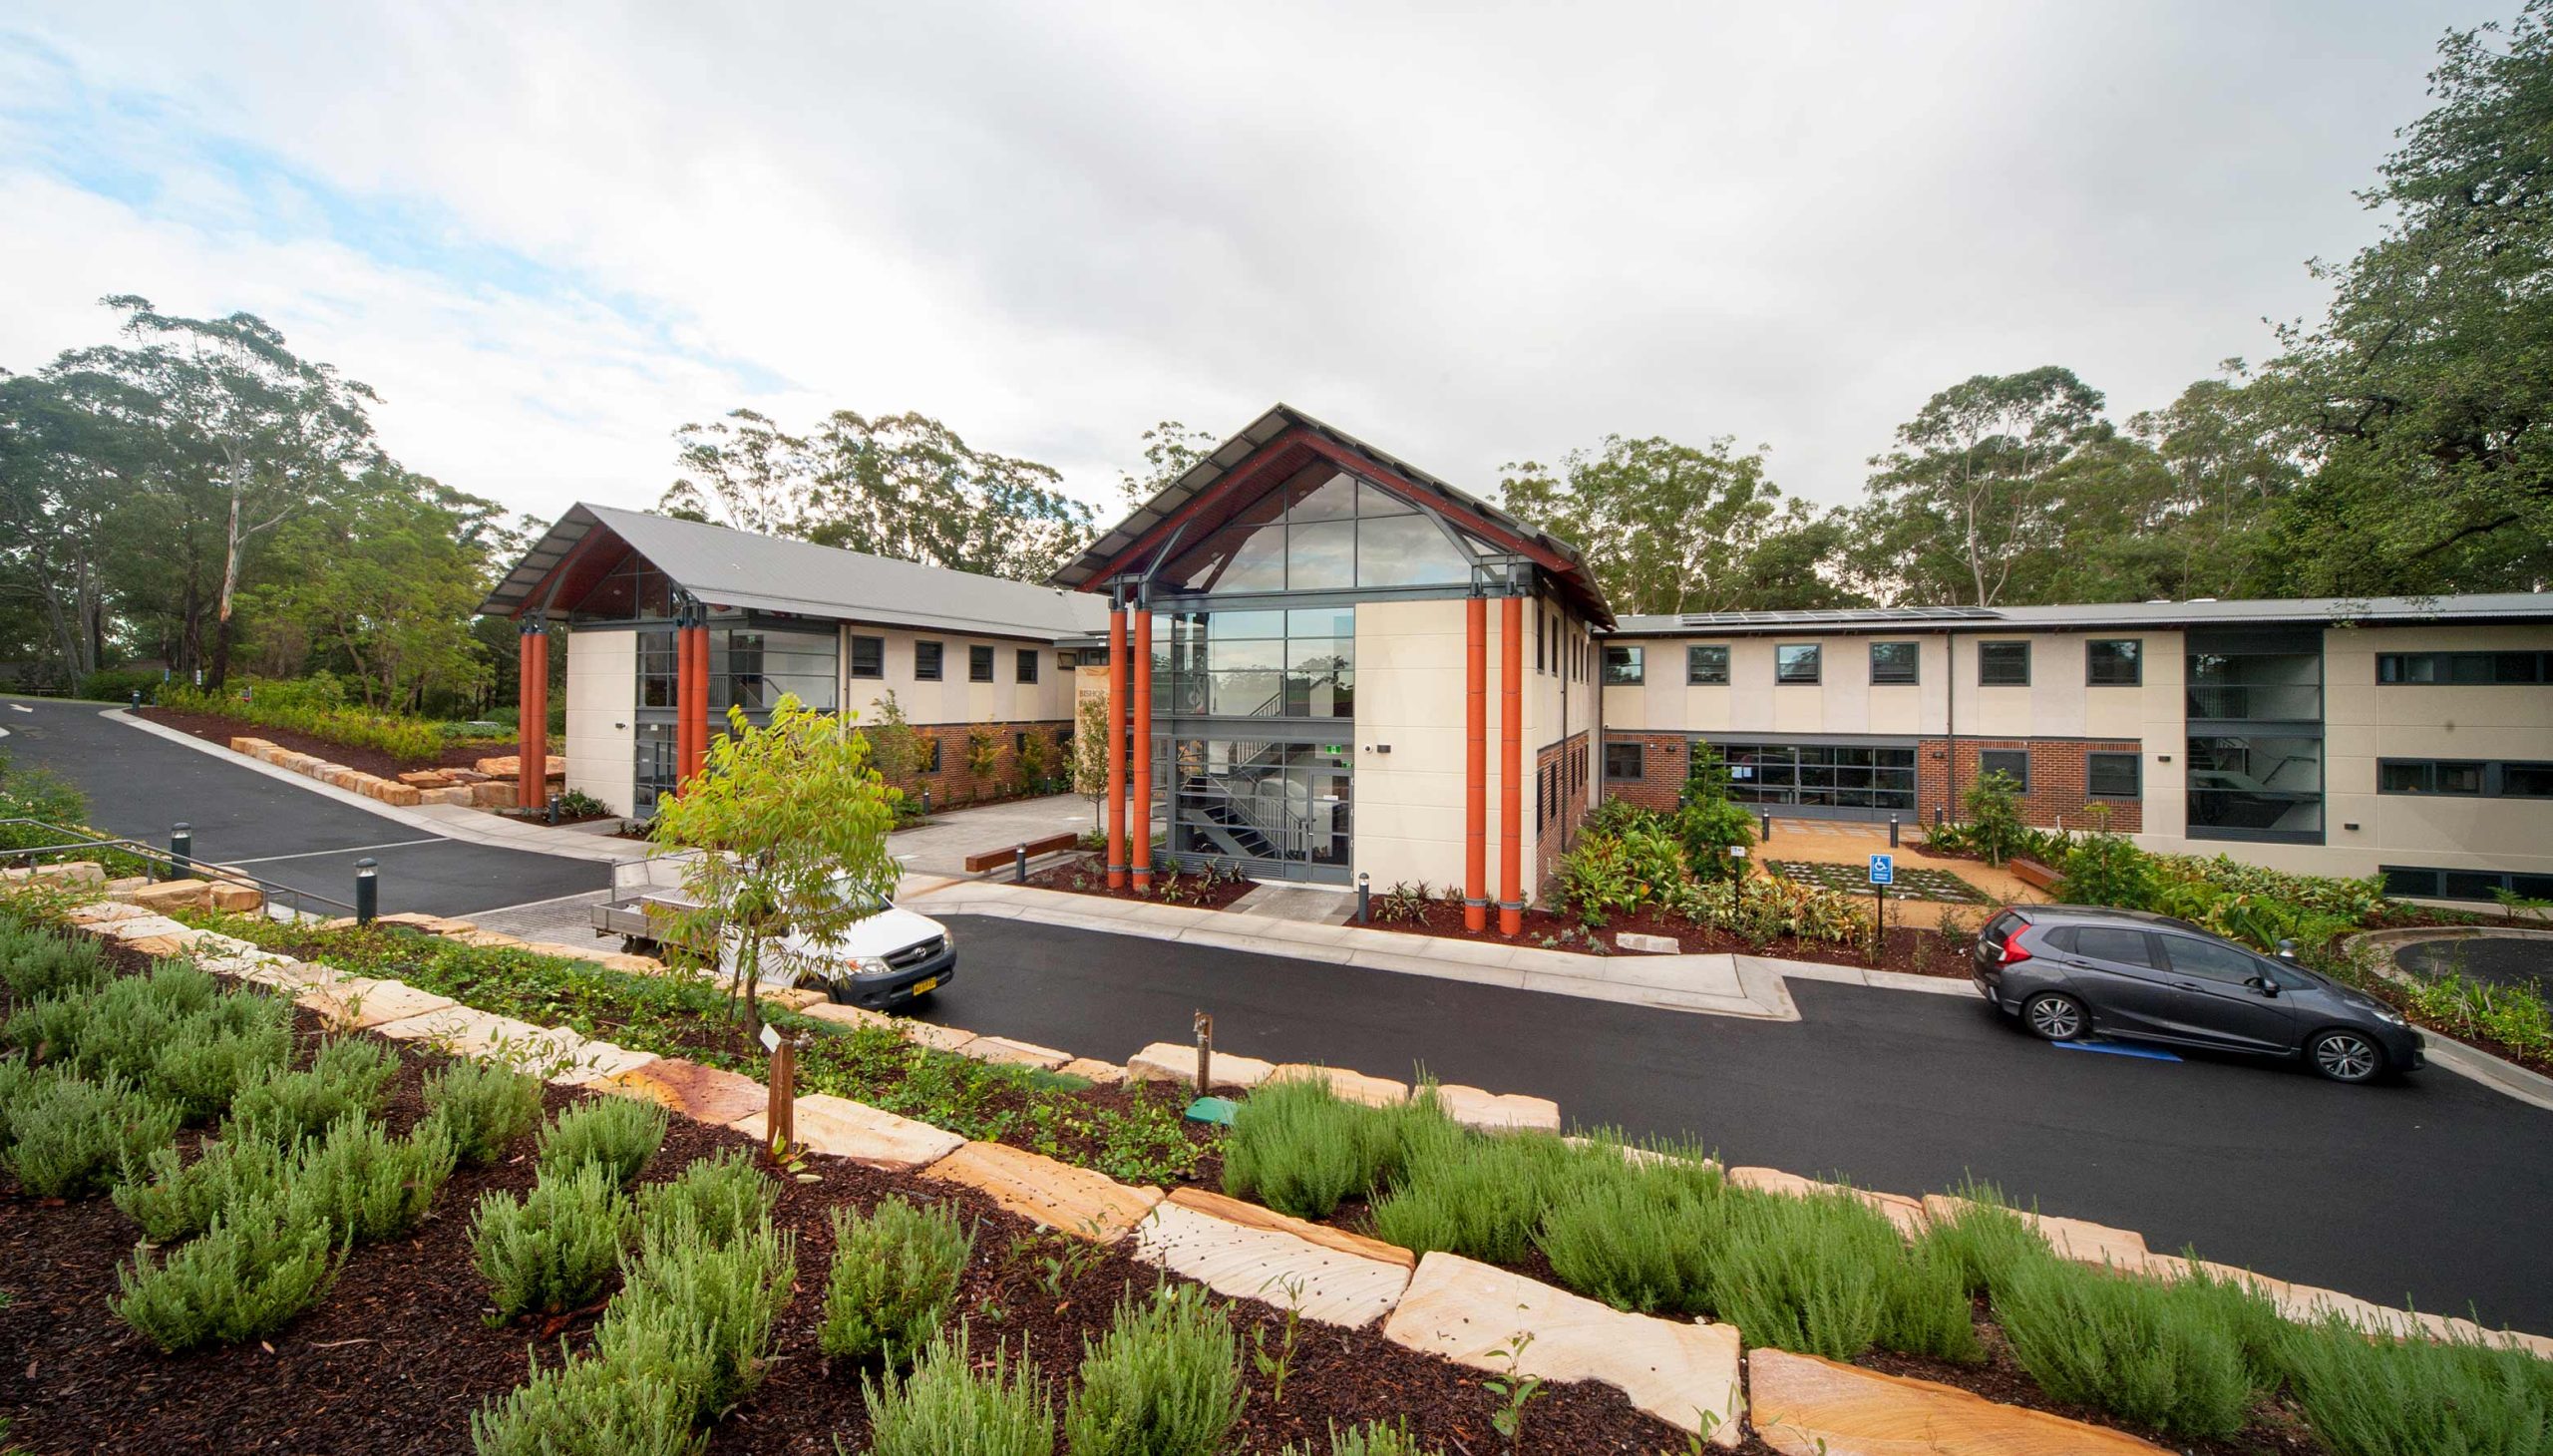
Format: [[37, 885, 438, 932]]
[[2022, 991, 2088, 1042], [2308, 1028, 2383, 1084]]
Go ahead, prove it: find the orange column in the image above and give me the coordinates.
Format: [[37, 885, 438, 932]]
[[678, 620, 706, 789], [518, 622, 547, 811], [1130, 605, 1155, 890], [1499, 595, 1523, 935], [1105, 604, 1128, 889], [1464, 596, 1488, 931]]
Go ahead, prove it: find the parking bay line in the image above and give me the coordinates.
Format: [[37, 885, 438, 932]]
[[2052, 1039, 2183, 1062], [220, 837, 452, 866]]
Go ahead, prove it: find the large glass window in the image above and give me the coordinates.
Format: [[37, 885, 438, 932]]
[[1153, 607, 1353, 720], [2187, 651, 2322, 721], [2087, 639, 2143, 685], [1687, 644, 1729, 685], [2188, 734, 2323, 838], [1775, 644, 1822, 684], [2378, 651, 2552, 684], [570, 554, 674, 622], [1717, 741, 1917, 815], [715, 628, 838, 717], [637, 628, 678, 709], [1603, 645, 1644, 685], [1160, 464, 1474, 593], [1168, 737, 1352, 879]]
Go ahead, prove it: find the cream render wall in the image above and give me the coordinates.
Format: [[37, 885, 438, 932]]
[[1352, 598, 1531, 894], [835, 624, 1076, 730], [1604, 635, 1949, 737], [562, 628, 637, 817]]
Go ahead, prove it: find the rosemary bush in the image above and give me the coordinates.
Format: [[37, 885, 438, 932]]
[[594, 1212, 796, 1423], [1060, 1284, 1247, 1456], [1219, 1075, 1406, 1220], [635, 1147, 777, 1248], [863, 1326, 1054, 1456], [111, 1193, 343, 1352], [538, 1096, 668, 1186], [290, 1113, 458, 1243], [112, 1127, 300, 1243], [4, 1068, 181, 1197], [819, 1194, 974, 1365], [2279, 1315, 2553, 1456], [424, 1059, 545, 1166], [469, 1347, 706, 1456], [1995, 1253, 2258, 1438], [473, 1161, 636, 1320]]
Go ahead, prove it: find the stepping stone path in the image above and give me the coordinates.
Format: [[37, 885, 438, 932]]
[[1269, 1063, 1409, 1107], [598, 1058, 769, 1125], [729, 1092, 963, 1171], [1747, 1348, 2165, 1455], [1129, 1040, 1276, 1089], [1134, 1189, 1414, 1327], [923, 1139, 1162, 1242], [1382, 1252, 1744, 1443]]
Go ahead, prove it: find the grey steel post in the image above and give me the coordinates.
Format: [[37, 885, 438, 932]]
[[1889, 813, 1901, 849], [170, 823, 192, 881], [920, 788, 932, 817], [1014, 844, 1028, 884], [1356, 871, 1371, 924], [1759, 810, 1772, 842], [355, 857, 379, 925]]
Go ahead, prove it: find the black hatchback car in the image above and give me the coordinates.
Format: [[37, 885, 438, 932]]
[[1972, 905, 2423, 1083]]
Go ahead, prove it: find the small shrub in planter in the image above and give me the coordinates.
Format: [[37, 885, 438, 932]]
[[114, 1128, 301, 1243], [111, 1192, 343, 1352], [538, 1095, 668, 1186], [1370, 1120, 1584, 1266], [1915, 1179, 2049, 1299], [1535, 1156, 1721, 1313], [864, 1325, 1053, 1456], [425, 1059, 545, 1166], [290, 1113, 458, 1243], [223, 1034, 396, 1141], [595, 1211, 796, 1423], [819, 1194, 974, 1366], [473, 1161, 636, 1321], [4, 1068, 182, 1198], [469, 1347, 705, 1456], [1701, 1186, 1933, 1362], [1287, 1421, 1443, 1456], [0, 922, 109, 1000], [1061, 1283, 1247, 1456], [2279, 1315, 2553, 1456], [1220, 1077, 1411, 1220], [636, 1147, 778, 1249], [1995, 1253, 2257, 1439]]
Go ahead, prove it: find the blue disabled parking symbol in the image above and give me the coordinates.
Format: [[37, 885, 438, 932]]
[[1868, 853, 1894, 887]]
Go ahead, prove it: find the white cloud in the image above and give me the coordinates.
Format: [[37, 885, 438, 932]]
[[0, 1, 2483, 530]]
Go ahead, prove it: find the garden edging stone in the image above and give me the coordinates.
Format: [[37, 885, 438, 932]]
[[1746, 1347, 2167, 1455]]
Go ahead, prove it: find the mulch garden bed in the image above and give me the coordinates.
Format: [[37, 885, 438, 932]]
[[1027, 852, 1261, 912], [1, 947, 1706, 1454], [1359, 898, 1979, 978], [137, 706, 514, 780]]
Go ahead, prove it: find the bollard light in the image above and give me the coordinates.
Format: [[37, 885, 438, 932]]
[[354, 857, 379, 925], [170, 822, 192, 882], [1356, 870, 1371, 924], [546, 793, 560, 826], [1760, 810, 1772, 842], [920, 788, 932, 817], [130, 689, 142, 709], [1014, 843, 1028, 884], [1889, 813, 1900, 849]]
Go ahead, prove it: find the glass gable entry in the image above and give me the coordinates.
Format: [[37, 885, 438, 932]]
[[634, 624, 838, 815], [1143, 460, 1495, 883]]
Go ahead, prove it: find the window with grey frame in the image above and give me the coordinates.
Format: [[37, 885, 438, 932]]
[[1977, 748, 2030, 792], [1015, 648, 1038, 684], [2376, 651, 2553, 684], [2087, 638, 2142, 686], [849, 634, 884, 680], [1869, 641, 1919, 685], [1604, 742, 1644, 780], [1775, 643, 1821, 684], [968, 645, 994, 682], [1603, 644, 1644, 685], [2086, 751, 2140, 799], [716, 629, 839, 717], [1157, 460, 1480, 593], [914, 640, 942, 680], [2378, 759, 2552, 798], [1978, 641, 2030, 686], [2380, 865, 2553, 902], [1152, 605, 1354, 719], [1687, 644, 1729, 685]]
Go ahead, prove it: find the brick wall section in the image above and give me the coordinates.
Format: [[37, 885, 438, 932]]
[[1598, 731, 1687, 815], [1921, 738, 2144, 833], [1534, 731, 1593, 890], [887, 719, 1074, 807]]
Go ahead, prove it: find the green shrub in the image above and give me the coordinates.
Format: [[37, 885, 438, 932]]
[[227, 1035, 401, 1143], [0, 1052, 38, 1144], [1701, 1187, 1913, 1361], [426, 1059, 546, 1166], [1960, 770, 2029, 866], [863, 1326, 1054, 1456], [1, 990, 88, 1063], [469, 1345, 706, 1456], [149, 999, 295, 1121], [473, 1162, 635, 1320], [594, 1212, 796, 1423], [819, 1195, 974, 1365], [1675, 744, 1756, 883], [0, 922, 109, 1000], [159, 680, 445, 762], [76, 666, 168, 704], [290, 1113, 457, 1243], [111, 1193, 343, 1351], [49, 962, 223, 1079], [1995, 1254, 2257, 1438], [2056, 819, 2156, 909], [1876, 1241, 1985, 1363], [1370, 1121, 1583, 1266], [2172, 1261, 2290, 1389], [2280, 1316, 2553, 1456], [1221, 1076, 1406, 1219], [4, 1069, 182, 1197], [636, 1147, 776, 1248], [1285, 1421, 1443, 1456], [539, 1096, 668, 1186], [1061, 1283, 1246, 1456], [1535, 1157, 1718, 1313], [1916, 1180, 2049, 1298], [113, 1128, 301, 1243]]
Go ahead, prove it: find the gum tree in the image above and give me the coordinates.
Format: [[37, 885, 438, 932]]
[[648, 696, 902, 1039]]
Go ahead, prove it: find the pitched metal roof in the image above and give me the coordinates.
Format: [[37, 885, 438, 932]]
[[481, 503, 1111, 640], [1606, 592, 2553, 637], [1047, 403, 1615, 625]]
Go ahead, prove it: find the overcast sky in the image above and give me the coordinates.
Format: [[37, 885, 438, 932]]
[[0, 2, 2496, 530]]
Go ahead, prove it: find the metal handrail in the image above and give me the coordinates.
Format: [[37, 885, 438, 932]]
[[0, 817, 361, 918], [1179, 773, 1313, 860]]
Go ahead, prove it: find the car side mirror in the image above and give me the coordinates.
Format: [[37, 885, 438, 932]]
[[2247, 975, 2280, 997]]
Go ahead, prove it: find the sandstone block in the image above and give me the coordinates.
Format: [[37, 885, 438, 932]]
[[730, 1092, 964, 1170], [472, 782, 518, 810], [1269, 1063, 1408, 1107], [1617, 930, 1681, 954], [1057, 1057, 1128, 1086], [901, 1020, 978, 1053], [800, 1001, 897, 1032], [1921, 1195, 2146, 1267], [1128, 1040, 1276, 1090], [1431, 1083, 1561, 1134], [1736, 1169, 1928, 1239], [1382, 1252, 1742, 1442], [418, 787, 475, 806], [956, 1035, 1073, 1071], [125, 879, 212, 913], [206, 881, 263, 912], [598, 1057, 769, 1126], [1749, 1347, 2164, 1455], [294, 976, 458, 1031], [1134, 1194, 1413, 1327], [923, 1140, 1162, 1242]]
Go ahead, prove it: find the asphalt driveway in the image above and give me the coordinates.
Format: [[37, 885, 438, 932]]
[[2, 697, 606, 917], [919, 912, 2553, 1332]]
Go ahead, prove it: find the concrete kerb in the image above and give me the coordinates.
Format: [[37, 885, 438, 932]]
[[39, 886, 2553, 1435], [2339, 926, 2553, 1114]]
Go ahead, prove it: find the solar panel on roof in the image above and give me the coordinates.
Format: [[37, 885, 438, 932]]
[[1671, 605, 2000, 627]]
